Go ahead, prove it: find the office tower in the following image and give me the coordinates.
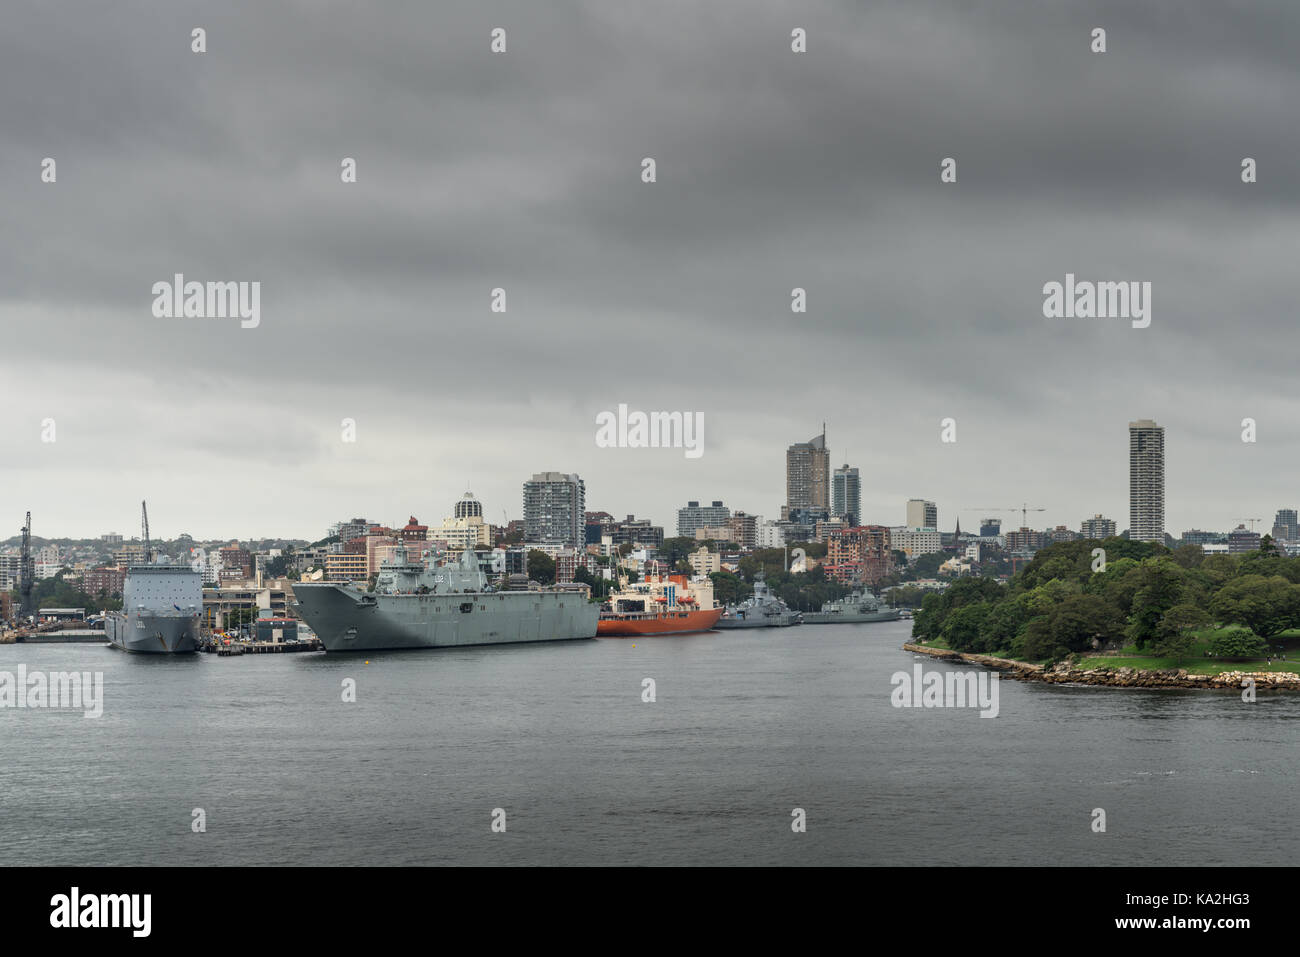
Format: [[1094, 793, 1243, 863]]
[[1129, 419, 1165, 543], [523, 472, 586, 545], [979, 518, 1002, 537], [786, 427, 830, 513], [1271, 509, 1298, 542], [906, 499, 938, 530], [831, 464, 861, 526]]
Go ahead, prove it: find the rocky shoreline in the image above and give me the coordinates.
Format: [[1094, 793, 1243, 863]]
[[902, 642, 1300, 691]]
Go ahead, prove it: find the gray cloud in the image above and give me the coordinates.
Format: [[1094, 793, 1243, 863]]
[[2, 0, 1297, 539]]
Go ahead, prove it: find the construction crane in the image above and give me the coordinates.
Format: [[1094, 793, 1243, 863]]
[[141, 500, 153, 564], [964, 504, 1047, 529], [18, 511, 34, 619], [1240, 518, 1263, 532]]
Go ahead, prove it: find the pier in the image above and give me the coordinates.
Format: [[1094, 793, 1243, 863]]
[[203, 638, 322, 656]]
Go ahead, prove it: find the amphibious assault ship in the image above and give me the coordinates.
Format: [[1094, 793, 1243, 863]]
[[105, 502, 202, 653], [714, 574, 801, 629], [802, 588, 902, 625], [292, 545, 598, 651]]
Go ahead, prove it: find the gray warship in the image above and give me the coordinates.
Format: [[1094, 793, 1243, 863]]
[[802, 588, 902, 624], [292, 545, 599, 652], [105, 503, 202, 653], [714, 574, 801, 629]]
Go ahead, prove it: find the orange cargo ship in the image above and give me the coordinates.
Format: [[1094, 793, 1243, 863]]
[[597, 573, 723, 637]]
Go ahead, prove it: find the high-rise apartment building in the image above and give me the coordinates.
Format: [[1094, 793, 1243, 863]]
[[786, 428, 830, 514], [831, 465, 861, 526], [1129, 419, 1165, 543], [523, 472, 586, 546]]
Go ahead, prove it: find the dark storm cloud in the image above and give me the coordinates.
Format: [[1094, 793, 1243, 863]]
[[2, 0, 1297, 537]]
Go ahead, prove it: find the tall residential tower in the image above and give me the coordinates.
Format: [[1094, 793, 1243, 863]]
[[1128, 419, 1165, 543]]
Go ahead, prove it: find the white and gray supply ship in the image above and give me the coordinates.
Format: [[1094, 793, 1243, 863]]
[[292, 545, 599, 652], [105, 564, 203, 653]]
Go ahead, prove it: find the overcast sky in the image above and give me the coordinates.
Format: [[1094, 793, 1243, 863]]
[[3, 1, 1298, 542]]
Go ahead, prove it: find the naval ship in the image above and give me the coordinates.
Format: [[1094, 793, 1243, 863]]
[[292, 545, 598, 651], [714, 574, 801, 629], [802, 588, 902, 625], [105, 502, 202, 653]]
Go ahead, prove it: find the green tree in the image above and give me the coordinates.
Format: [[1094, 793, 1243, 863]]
[[1127, 559, 1185, 649], [1153, 603, 1209, 663], [941, 602, 993, 651], [1207, 630, 1268, 659], [1048, 593, 1125, 653], [709, 571, 751, 607], [1209, 575, 1300, 640], [527, 550, 556, 585]]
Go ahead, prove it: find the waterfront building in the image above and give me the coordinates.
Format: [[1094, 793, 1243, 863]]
[[1129, 419, 1165, 543], [677, 500, 730, 538], [786, 428, 830, 514], [831, 465, 861, 526], [523, 473, 586, 546], [1080, 514, 1117, 540], [324, 552, 368, 582]]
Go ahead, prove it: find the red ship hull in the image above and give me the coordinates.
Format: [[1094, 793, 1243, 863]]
[[596, 607, 724, 637]]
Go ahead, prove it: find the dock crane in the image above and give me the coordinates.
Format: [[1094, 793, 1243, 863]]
[[18, 511, 34, 619]]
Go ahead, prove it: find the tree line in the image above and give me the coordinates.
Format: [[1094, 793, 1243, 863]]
[[912, 536, 1300, 662]]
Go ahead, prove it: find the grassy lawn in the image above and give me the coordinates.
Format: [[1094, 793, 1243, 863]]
[[1074, 626, 1300, 675]]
